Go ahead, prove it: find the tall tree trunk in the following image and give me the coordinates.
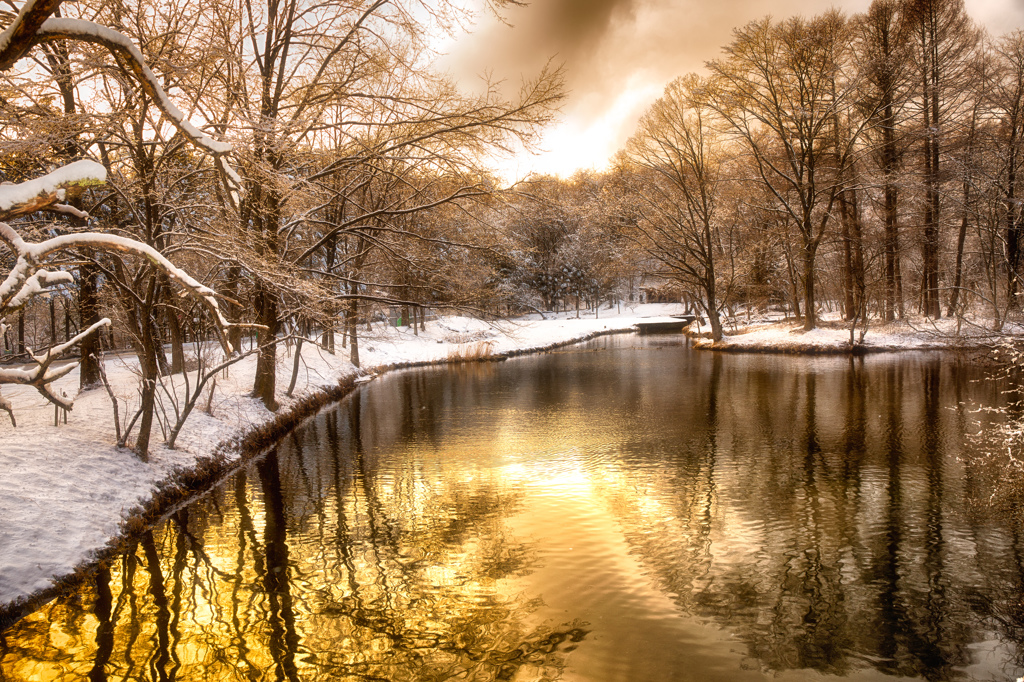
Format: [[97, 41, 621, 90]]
[[784, 244, 802, 321], [705, 281, 723, 342], [802, 241, 817, 331], [922, 118, 942, 318], [49, 296, 57, 347], [884, 177, 901, 321], [134, 298, 159, 461], [160, 274, 185, 374], [1007, 125, 1021, 309], [252, 282, 279, 410], [948, 192, 969, 317], [850, 191, 866, 318], [949, 95, 977, 318], [223, 265, 243, 352], [840, 195, 856, 321], [245, 173, 282, 409], [346, 300, 360, 368]]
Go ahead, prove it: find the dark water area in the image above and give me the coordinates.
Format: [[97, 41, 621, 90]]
[[3, 335, 1024, 681]]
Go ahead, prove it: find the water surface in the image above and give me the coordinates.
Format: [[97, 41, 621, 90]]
[[2, 335, 1022, 681]]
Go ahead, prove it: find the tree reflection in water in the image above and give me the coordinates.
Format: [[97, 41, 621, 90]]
[[3, 336, 1024, 682], [0, 390, 587, 681], [589, 346, 1024, 680]]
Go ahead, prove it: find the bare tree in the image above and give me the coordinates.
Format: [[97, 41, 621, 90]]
[[193, 0, 562, 408], [904, 0, 980, 318], [855, 0, 915, 321], [986, 31, 1024, 310], [627, 74, 729, 340], [708, 12, 862, 330], [0, 0, 237, 458]]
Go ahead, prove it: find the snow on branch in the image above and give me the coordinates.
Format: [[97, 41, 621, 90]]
[[0, 159, 105, 221], [0, 167, 239, 425], [37, 20, 231, 153], [0, 3, 242, 208], [0, 318, 111, 415], [29, 232, 237, 348], [0, 0, 61, 70], [34, 19, 240, 206], [1, 227, 238, 351]]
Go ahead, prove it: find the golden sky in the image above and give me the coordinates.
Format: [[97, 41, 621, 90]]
[[440, 0, 1024, 181]]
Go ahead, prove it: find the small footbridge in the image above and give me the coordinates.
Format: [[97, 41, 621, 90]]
[[634, 314, 700, 334]]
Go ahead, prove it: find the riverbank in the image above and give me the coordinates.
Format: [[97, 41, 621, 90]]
[[0, 303, 679, 621], [0, 303, 1016, 626], [691, 312, 1024, 354]]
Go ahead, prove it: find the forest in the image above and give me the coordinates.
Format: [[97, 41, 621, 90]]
[[0, 0, 1022, 455]]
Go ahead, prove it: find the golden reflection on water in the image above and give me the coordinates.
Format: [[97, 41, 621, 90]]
[[1, 438, 588, 681], [3, 337, 1024, 681]]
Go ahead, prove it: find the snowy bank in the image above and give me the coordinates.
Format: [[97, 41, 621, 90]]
[[0, 304, 681, 623], [692, 313, 1024, 354]]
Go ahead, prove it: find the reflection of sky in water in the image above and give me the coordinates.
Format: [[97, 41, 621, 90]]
[[2, 336, 1023, 682]]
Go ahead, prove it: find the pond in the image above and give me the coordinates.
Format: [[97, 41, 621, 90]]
[[1, 335, 1022, 681]]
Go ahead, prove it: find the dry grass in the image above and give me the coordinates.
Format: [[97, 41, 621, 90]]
[[446, 340, 494, 362]]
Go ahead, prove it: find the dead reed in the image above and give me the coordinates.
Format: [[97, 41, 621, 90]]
[[446, 340, 494, 362]]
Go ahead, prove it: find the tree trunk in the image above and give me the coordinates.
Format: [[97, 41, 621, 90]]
[[802, 241, 817, 331], [840, 195, 855, 321], [948, 174, 971, 316], [286, 336, 303, 398], [920, 15, 944, 320], [884, 179, 900, 321], [1007, 125, 1021, 309], [705, 280, 723, 342], [252, 283, 279, 410], [878, 44, 903, 322], [347, 303, 360, 368], [784, 246, 802, 321], [133, 293, 160, 461], [321, 323, 333, 352], [224, 265, 243, 352], [49, 297, 57, 347], [850, 191, 865, 319], [160, 275, 185, 374]]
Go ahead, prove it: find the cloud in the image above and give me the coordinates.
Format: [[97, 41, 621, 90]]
[[966, 0, 1024, 32], [442, 0, 1024, 177]]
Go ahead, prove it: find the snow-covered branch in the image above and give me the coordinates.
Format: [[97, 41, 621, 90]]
[[1, 227, 238, 351], [0, 164, 238, 425], [33, 18, 240, 207], [0, 2, 242, 208], [0, 318, 111, 413], [0, 0, 61, 70], [0, 159, 105, 221]]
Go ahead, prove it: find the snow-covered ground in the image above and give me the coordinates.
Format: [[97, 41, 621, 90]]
[[0, 302, 1015, 615], [694, 310, 1024, 352], [0, 303, 680, 611]]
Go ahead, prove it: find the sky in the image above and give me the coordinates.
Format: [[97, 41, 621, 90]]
[[439, 0, 1024, 181]]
